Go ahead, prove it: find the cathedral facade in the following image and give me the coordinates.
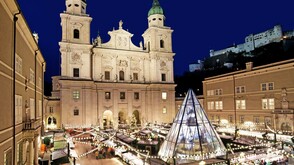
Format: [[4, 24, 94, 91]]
[[49, 0, 176, 129]]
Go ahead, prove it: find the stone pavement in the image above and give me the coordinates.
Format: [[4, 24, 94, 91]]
[[73, 142, 124, 165]]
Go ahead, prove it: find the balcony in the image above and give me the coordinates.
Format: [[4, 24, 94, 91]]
[[23, 119, 41, 130], [272, 109, 294, 114]]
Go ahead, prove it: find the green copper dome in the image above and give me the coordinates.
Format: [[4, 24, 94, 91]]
[[148, 0, 164, 17]]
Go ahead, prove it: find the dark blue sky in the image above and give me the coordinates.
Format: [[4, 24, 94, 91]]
[[18, 0, 294, 82]]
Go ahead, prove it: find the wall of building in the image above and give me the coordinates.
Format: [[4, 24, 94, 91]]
[[203, 60, 294, 133], [0, 0, 45, 164]]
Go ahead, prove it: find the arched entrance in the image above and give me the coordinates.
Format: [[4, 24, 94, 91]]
[[281, 122, 291, 132], [131, 110, 140, 126], [47, 116, 57, 129], [118, 111, 126, 124], [103, 110, 113, 129]]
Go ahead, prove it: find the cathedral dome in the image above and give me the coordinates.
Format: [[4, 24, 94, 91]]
[[148, 0, 164, 17]]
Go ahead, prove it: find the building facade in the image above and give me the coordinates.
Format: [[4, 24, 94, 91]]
[[203, 60, 294, 133], [0, 0, 46, 164], [48, 0, 176, 129]]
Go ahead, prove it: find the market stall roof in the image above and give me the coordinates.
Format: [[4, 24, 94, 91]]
[[158, 89, 226, 164]]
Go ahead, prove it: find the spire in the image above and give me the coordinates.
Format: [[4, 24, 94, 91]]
[[148, 0, 164, 17]]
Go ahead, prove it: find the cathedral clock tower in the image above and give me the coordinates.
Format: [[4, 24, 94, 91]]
[[59, 0, 93, 79]]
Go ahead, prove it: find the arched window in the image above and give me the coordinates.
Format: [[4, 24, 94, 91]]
[[119, 71, 124, 81], [160, 39, 164, 48], [73, 29, 80, 39], [47, 117, 52, 124]]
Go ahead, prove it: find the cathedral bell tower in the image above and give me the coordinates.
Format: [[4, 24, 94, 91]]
[[142, 0, 175, 83], [59, 0, 93, 78]]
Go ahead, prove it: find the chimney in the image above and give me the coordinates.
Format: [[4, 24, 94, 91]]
[[246, 62, 253, 71]]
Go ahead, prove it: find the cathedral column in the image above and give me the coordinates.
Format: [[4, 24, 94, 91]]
[[28, 140, 34, 165], [34, 135, 39, 165]]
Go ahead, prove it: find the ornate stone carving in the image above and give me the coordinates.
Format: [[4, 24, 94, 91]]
[[118, 60, 128, 67], [71, 53, 82, 64]]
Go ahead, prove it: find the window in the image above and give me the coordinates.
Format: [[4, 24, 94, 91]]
[[73, 68, 79, 77], [261, 83, 267, 91], [73, 109, 79, 116], [133, 73, 138, 81], [119, 71, 124, 81], [207, 101, 214, 110], [268, 82, 274, 90], [105, 71, 110, 80], [163, 107, 167, 114], [262, 98, 275, 110], [240, 115, 245, 124], [160, 40, 164, 48], [236, 86, 245, 93], [162, 92, 167, 100], [215, 101, 223, 110], [207, 90, 214, 96], [105, 92, 111, 99], [120, 92, 125, 99], [16, 55, 22, 74], [38, 100, 42, 117], [73, 29, 79, 39], [30, 98, 35, 120], [215, 89, 222, 95], [30, 68, 35, 84], [261, 82, 274, 91], [253, 116, 260, 124], [15, 95, 22, 124], [4, 149, 12, 165], [236, 100, 246, 110], [161, 73, 166, 82], [73, 91, 80, 99], [228, 115, 233, 123], [134, 92, 139, 100], [49, 107, 54, 113]]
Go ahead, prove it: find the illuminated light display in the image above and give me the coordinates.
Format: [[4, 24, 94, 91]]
[[158, 89, 226, 164]]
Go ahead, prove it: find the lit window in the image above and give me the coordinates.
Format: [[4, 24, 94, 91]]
[[105, 71, 110, 80], [236, 100, 246, 110], [162, 92, 167, 100], [215, 101, 223, 110], [207, 90, 214, 96], [73, 91, 80, 99], [134, 92, 139, 100], [73, 68, 79, 77], [74, 109, 79, 116], [161, 73, 166, 82], [133, 73, 138, 81], [207, 101, 214, 110], [73, 29, 79, 39], [120, 92, 125, 99], [162, 107, 167, 114], [105, 92, 111, 99], [262, 98, 275, 109]]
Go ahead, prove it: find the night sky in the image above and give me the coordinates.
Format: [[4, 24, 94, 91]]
[[18, 0, 294, 82]]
